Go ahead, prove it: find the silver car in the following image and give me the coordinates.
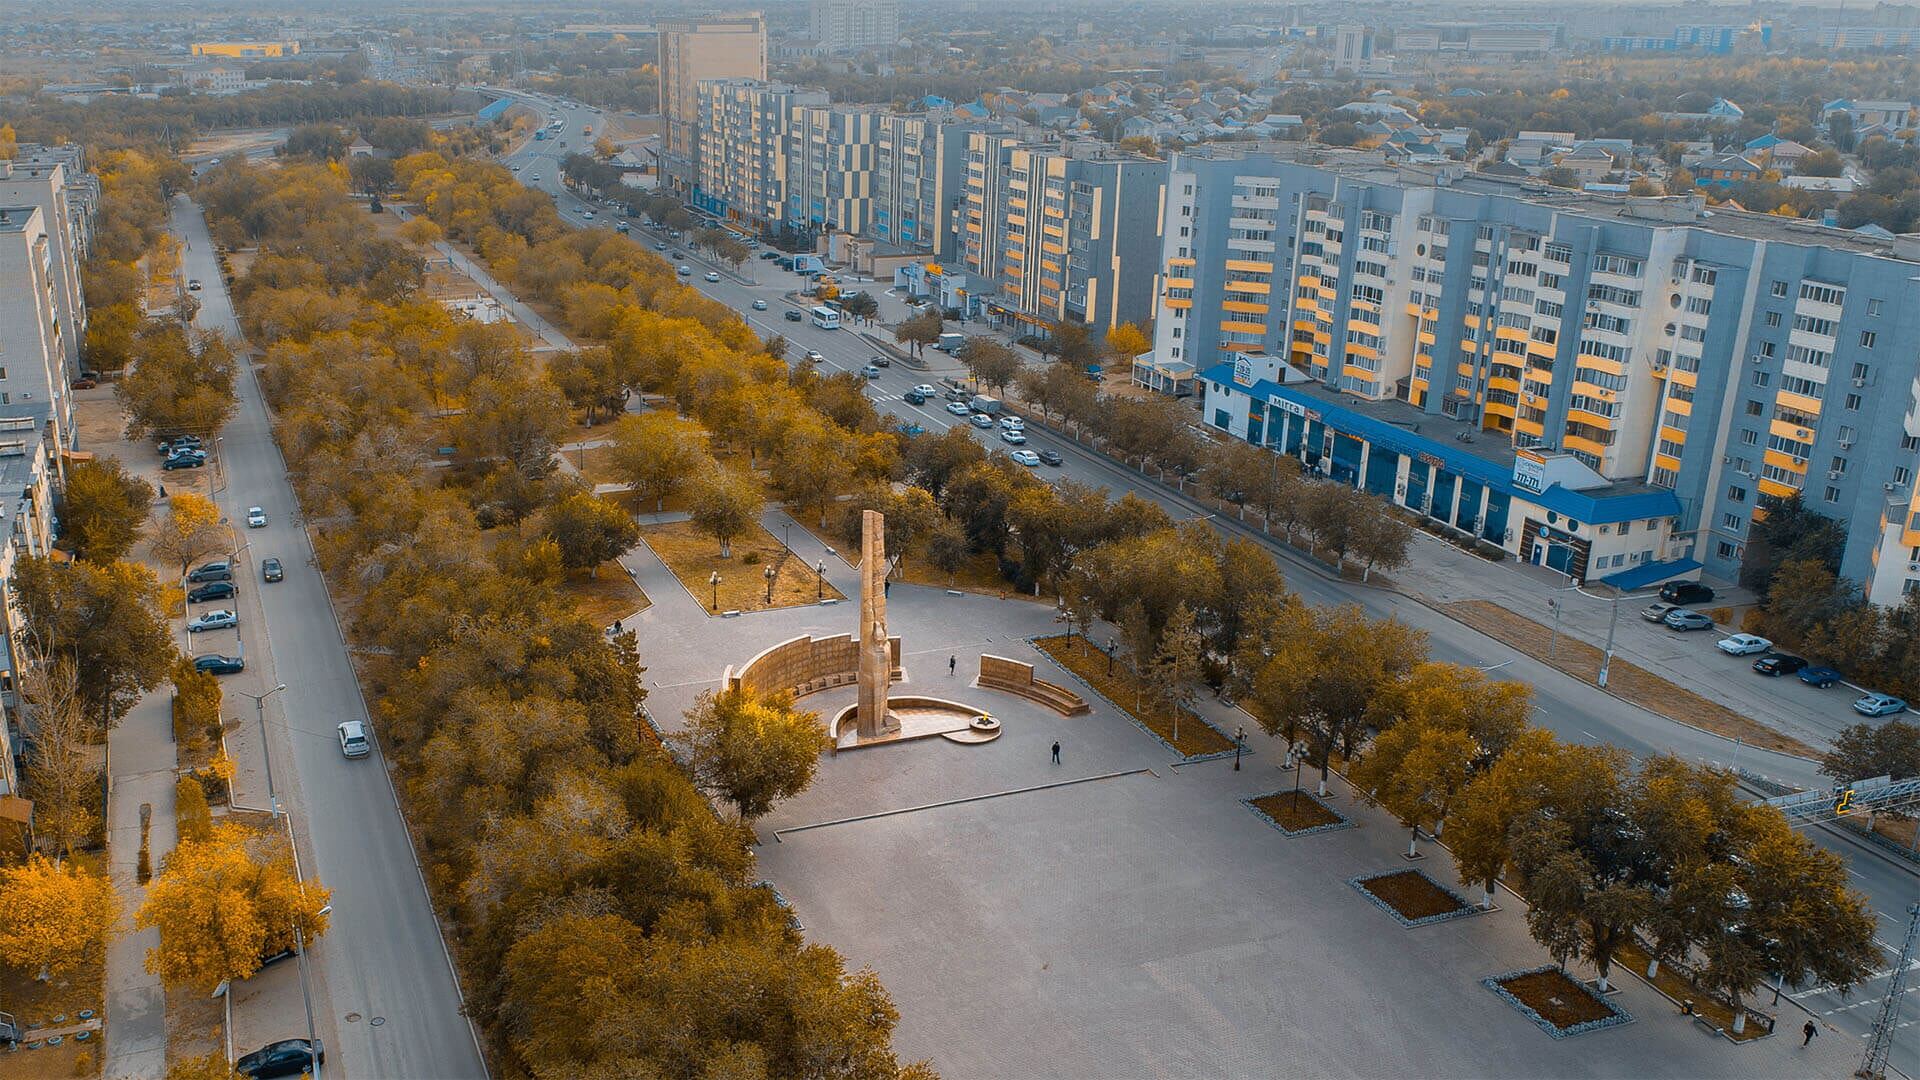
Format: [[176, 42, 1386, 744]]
[[187, 609, 238, 633]]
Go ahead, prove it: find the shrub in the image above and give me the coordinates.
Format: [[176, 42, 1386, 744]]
[[175, 775, 212, 841]]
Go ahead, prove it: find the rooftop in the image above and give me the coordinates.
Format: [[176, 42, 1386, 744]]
[[0, 206, 42, 233]]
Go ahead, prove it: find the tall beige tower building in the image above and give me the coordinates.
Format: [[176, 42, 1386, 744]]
[[657, 13, 767, 195], [811, 0, 899, 54]]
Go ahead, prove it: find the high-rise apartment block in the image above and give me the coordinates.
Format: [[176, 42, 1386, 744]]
[[658, 14, 767, 195], [0, 147, 96, 376], [810, 0, 899, 54], [693, 80, 827, 228], [959, 134, 1167, 332], [1163, 150, 1920, 600]]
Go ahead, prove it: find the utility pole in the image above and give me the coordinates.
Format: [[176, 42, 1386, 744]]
[[1858, 901, 1920, 1080]]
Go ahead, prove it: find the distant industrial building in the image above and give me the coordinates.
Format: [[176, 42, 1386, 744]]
[[1394, 23, 1565, 54], [191, 41, 298, 58]]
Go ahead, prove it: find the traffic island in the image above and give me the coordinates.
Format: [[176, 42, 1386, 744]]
[[1486, 966, 1633, 1039], [1349, 868, 1479, 928], [1243, 790, 1352, 837]]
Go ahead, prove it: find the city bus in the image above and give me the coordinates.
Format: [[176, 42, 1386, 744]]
[[810, 305, 842, 329]]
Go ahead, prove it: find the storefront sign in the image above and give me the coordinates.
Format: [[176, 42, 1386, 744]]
[[1233, 356, 1255, 386], [1267, 394, 1307, 417], [1513, 450, 1548, 494]]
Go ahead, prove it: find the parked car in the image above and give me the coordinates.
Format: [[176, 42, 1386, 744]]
[[338, 721, 371, 758], [1752, 654, 1808, 676], [235, 1038, 322, 1079], [1038, 449, 1064, 466], [1663, 609, 1713, 631], [785, 309, 803, 321], [70, 374, 98, 390], [969, 413, 995, 429], [188, 561, 233, 583], [1009, 449, 1041, 466], [187, 610, 238, 633], [1000, 429, 1027, 445], [1660, 580, 1715, 605], [187, 279, 202, 291], [1639, 602, 1673, 623], [246, 506, 267, 528], [944, 387, 970, 402], [162, 453, 206, 471], [804, 350, 824, 364], [1798, 665, 1843, 688], [760, 250, 780, 260], [677, 265, 692, 276], [945, 401, 972, 417], [912, 384, 937, 397], [187, 581, 237, 603], [1716, 633, 1772, 656], [1854, 693, 1909, 718], [192, 653, 244, 675], [654, 242, 668, 251], [158, 435, 203, 455], [752, 299, 768, 310]]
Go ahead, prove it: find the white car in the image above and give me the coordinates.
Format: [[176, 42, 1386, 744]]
[[187, 609, 238, 633], [705, 271, 721, 282], [945, 401, 972, 417], [1000, 429, 1027, 445], [804, 350, 824, 363], [583, 211, 594, 219], [1716, 633, 1772, 656], [998, 415, 1024, 431], [969, 413, 996, 429], [338, 720, 371, 758], [246, 506, 267, 528], [1009, 449, 1041, 466], [912, 384, 937, 397], [752, 299, 768, 310]]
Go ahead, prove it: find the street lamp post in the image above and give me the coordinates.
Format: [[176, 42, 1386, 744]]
[[293, 902, 329, 1080], [709, 571, 722, 612], [1599, 587, 1621, 688], [1235, 727, 1246, 771], [236, 683, 289, 817], [764, 564, 775, 604], [783, 522, 792, 551], [815, 560, 824, 601], [1547, 597, 1562, 660]]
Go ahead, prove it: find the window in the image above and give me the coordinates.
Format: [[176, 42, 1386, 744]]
[[1825, 486, 1842, 503], [1853, 362, 1872, 381], [1759, 341, 1776, 357], [1728, 486, 1747, 503], [1179, 225, 1190, 237], [1718, 541, 1739, 559], [1507, 260, 1537, 277], [1657, 438, 1686, 457], [1664, 410, 1690, 431], [1592, 253, 1644, 277], [1800, 281, 1845, 305], [1792, 314, 1839, 336], [1780, 375, 1824, 398], [1545, 243, 1572, 263], [1721, 512, 1745, 532], [1532, 326, 1558, 345], [1770, 280, 1789, 297], [1751, 371, 1771, 387], [1765, 311, 1781, 328], [1740, 429, 1759, 445], [1846, 393, 1862, 411], [1745, 400, 1764, 416], [1679, 325, 1707, 343], [1868, 299, 1883, 316], [1536, 299, 1563, 319], [1831, 456, 1849, 475], [1584, 312, 1633, 335], [1861, 331, 1877, 349], [1539, 272, 1562, 289], [1785, 344, 1830, 368], [1587, 284, 1642, 306], [1686, 296, 1712, 315], [1897, 467, 1913, 486], [1904, 435, 1920, 452]]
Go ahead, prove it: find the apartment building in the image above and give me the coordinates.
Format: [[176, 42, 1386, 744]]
[[0, 147, 97, 377], [785, 105, 883, 237], [658, 13, 767, 195], [0, 436, 57, 813], [1394, 22, 1566, 53], [868, 113, 984, 258], [0, 205, 77, 465], [1164, 150, 1920, 600], [810, 0, 898, 54], [693, 80, 827, 229], [958, 133, 1167, 333]]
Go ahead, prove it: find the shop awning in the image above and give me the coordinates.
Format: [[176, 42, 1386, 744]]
[[1597, 558, 1702, 591]]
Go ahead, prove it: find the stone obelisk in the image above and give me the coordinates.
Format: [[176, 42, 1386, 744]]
[[856, 509, 894, 738]]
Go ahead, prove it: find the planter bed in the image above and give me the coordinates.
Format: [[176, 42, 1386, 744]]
[[1349, 867, 1478, 928], [1486, 966, 1633, 1039], [1244, 790, 1353, 836]]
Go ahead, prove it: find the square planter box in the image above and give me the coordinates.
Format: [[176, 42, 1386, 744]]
[[1485, 965, 1634, 1039], [1349, 867, 1479, 928], [1243, 789, 1354, 837]]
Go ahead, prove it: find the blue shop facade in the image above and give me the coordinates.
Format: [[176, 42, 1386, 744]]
[[1199, 357, 1692, 584]]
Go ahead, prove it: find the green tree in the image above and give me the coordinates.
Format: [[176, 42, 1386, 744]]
[[925, 518, 971, 585], [1820, 720, 1920, 783], [135, 822, 332, 993], [459, 371, 570, 480], [687, 465, 762, 558], [542, 492, 638, 576], [171, 655, 222, 754], [19, 658, 103, 854], [1512, 819, 1653, 992], [1149, 603, 1204, 744], [115, 326, 240, 440], [13, 557, 175, 730], [59, 456, 154, 562], [1739, 494, 1846, 600], [683, 687, 829, 821], [1249, 604, 1425, 795], [546, 347, 628, 425]]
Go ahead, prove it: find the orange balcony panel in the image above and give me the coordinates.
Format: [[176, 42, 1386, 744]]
[[1563, 434, 1610, 457], [1758, 478, 1803, 500], [1653, 454, 1682, 472], [1495, 326, 1528, 343], [1224, 280, 1272, 294], [1566, 409, 1618, 428], [1776, 390, 1823, 416], [1168, 257, 1197, 267], [1226, 259, 1273, 272], [1162, 298, 1193, 310], [1484, 400, 1517, 419], [1769, 418, 1818, 441], [1762, 449, 1808, 473], [1166, 277, 1195, 289], [1515, 418, 1546, 437], [1488, 376, 1521, 392], [1294, 319, 1319, 334], [1220, 319, 1269, 334], [1223, 300, 1270, 315]]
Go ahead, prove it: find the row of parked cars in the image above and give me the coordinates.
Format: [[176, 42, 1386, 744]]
[[1644, 580, 1908, 717]]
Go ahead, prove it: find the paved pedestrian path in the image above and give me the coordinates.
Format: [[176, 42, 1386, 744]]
[[102, 692, 179, 1080]]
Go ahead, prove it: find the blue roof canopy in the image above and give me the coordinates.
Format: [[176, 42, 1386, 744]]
[[1598, 558, 1702, 591]]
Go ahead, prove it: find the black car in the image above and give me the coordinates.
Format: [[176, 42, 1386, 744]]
[[1038, 449, 1064, 466], [188, 561, 233, 583], [187, 581, 237, 603], [1660, 580, 1715, 605], [235, 1038, 322, 1078], [262, 557, 284, 583], [192, 653, 244, 675], [903, 390, 928, 405], [1753, 653, 1809, 676], [759, 250, 781, 260], [162, 453, 206, 471], [784, 309, 803, 322]]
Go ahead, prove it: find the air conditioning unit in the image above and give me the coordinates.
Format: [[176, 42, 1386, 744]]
[[1751, 355, 1764, 364], [1910, 561, 1920, 572], [1852, 377, 1867, 388], [1839, 439, 1853, 449], [1722, 455, 1733, 465], [1828, 470, 1845, 480], [1887, 483, 1900, 492]]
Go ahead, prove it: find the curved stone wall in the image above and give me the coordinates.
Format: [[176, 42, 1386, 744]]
[[726, 634, 903, 700]]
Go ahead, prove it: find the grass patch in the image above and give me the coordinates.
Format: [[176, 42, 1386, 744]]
[[562, 561, 651, 627], [1033, 633, 1236, 757], [1488, 966, 1632, 1038], [1352, 869, 1474, 926], [640, 519, 845, 613], [891, 550, 1030, 598], [1614, 940, 1770, 1041], [1246, 790, 1351, 835], [1440, 600, 1817, 758]]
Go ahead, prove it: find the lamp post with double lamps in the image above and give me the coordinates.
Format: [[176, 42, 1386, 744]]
[[816, 560, 825, 601], [709, 571, 722, 612], [235, 683, 289, 817], [764, 564, 776, 604]]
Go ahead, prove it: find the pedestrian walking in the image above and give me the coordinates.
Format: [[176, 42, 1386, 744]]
[[949, 655, 957, 676], [1802, 1020, 1818, 1047], [1051, 741, 1061, 764], [612, 619, 622, 634]]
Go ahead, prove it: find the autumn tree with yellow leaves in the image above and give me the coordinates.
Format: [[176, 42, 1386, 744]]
[[136, 822, 331, 994]]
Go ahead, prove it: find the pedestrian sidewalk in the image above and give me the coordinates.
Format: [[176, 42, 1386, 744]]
[[390, 205, 575, 352], [102, 691, 180, 1080]]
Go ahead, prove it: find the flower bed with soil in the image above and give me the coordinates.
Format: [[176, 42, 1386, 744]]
[[1486, 966, 1633, 1039], [1614, 940, 1769, 1041], [1244, 789, 1353, 836], [1032, 634, 1236, 758], [1350, 868, 1478, 928]]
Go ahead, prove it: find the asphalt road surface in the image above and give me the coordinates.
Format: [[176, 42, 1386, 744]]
[[173, 194, 489, 1079]]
